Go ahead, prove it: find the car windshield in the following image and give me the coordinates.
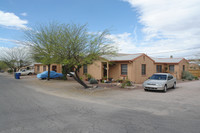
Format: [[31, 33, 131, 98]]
[[150, 74, 167, 80]]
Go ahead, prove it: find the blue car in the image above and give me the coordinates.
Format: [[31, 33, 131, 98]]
[[37, 71, 63, 79]]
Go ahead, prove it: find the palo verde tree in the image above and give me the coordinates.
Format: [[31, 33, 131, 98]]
[[53, 23, 117, 88], [24, 23, 61, 80], [24, 22, 117, 87]]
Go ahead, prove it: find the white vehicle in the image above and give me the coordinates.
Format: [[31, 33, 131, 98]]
[[143, 73, 176, 92], [16, 69, 34, 76], [67, 72, 75, 77]]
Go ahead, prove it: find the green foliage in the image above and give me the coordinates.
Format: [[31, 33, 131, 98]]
[[121, 82, 126, 88], [121, 79, 132, 88], [89, 78, 98, 84], [24, 22, 117, 87], [0, 48, 31, 71], [126, 80, 132, 86], [24, 22, 59, 65], [182, 71, 195, 80], [7, 69, 13, 74], [0, 61, 8, 70], [103, 76, 107, 80], [116, 79, 123, 83], [85, 73, 92, 80], [194, 77, 199, 80]]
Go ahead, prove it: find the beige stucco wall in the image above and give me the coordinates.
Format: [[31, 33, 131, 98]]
[[109, 61, 132, 80], [34, 64, 62, 74], [132, 55, 155, 83], [154, 59, 189, 80], [178, 59, 189, 79], [78, 60, 103, 80], [109, 55, 155, 83]]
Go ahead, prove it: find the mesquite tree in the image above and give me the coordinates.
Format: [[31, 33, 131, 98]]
[[0, 47, 31, 72]]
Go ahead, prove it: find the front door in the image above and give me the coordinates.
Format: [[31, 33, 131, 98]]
[[52, 65, 57, 72]]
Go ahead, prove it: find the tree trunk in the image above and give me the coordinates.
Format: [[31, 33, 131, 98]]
[[62, 65, 68, 80], [47, 64, 50, 80], [68, 70, 89, 89]]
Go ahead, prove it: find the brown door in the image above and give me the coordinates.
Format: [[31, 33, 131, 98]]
[[52, 65, 57, 72]]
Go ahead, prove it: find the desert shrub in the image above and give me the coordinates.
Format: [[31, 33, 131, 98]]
[[116, 79, 123, 83], [121, 79, 132, 88], [87, 74, 92, 80], [121, 82, 126, 88], [182, 71, 195, 80], [89, 78, 98, 84], [7, 69, 13, 74], [126, 80, 132, 86], [84, 73, 92, 80]]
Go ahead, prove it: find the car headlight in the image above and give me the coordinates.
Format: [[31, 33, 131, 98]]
[[155, 83, 163, 86]]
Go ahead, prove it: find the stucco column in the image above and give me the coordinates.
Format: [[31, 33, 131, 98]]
[[107, 62, 109, 81]]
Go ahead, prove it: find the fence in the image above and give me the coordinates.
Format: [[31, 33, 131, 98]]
[[189, 70, 200, 77]]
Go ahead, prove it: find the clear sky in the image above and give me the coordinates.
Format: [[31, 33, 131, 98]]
[[0, 0, 200, 58]]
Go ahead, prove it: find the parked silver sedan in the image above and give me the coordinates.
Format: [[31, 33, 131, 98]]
[[143, 73, 176, 92]]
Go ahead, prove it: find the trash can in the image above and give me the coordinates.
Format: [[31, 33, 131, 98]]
[[15, 73, 21, 79]]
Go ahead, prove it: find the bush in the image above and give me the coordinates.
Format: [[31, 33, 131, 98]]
[[7, 69, 13, 74], [103, 76, 107, 80], [126, 80, 132, 86], [121, 82, 126, 88], [85, 74, 92, 80], [194, 77, 199, 80], [89, 78, 98, 84], [116, 79, 123, 83], [182, 71, 195, 80], [121, 79, 132, 88]]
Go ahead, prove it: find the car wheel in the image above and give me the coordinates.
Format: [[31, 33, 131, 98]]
[[144, 89, 148, 91], [28, 73, 32, 75], [172, 82, 176, 89], [163, 85, 167, 93]]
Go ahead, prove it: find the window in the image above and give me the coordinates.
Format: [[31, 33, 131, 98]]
[[169, 65, 174, 73], [121, 64, 127, 75], [183, 65, 185, 71], [52, 65, 57, 72], [167, 75, 173, 80], [43, 66, 46, 71], [83, 64, 87, 74], [37, 66, 40, 72], [156, 65, 162, 73], [150, 74, 167, 80], [142, 64, 146, 75]]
